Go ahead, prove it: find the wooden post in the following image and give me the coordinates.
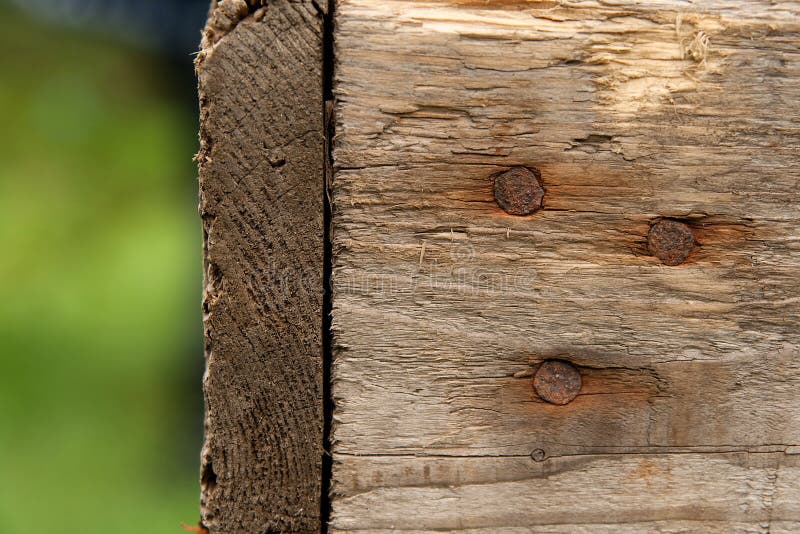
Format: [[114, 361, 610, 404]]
[[196, 1, 326, 532], [330, 1, 800, 532], [198, 0, 800, 531]]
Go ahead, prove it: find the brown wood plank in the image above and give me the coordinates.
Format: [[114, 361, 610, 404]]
[[197, 1, 326, 531], [334, 453, 800, 532], [330, 0, 800, 530]]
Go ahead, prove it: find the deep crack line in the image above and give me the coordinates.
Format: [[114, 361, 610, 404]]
[[320, 0, 335, 532]]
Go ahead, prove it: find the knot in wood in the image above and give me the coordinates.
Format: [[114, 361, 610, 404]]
[[533, 360, 581, 405], [530, 448, 547, 462], [493, 167, 544, 216], [647, 219, 695, 266]]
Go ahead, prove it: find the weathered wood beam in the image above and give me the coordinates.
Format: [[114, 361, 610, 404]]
[[196, 1, 326, 531], [330, 1, 800, 531]]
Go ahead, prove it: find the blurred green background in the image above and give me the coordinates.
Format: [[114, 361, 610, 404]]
[[0, 2, 207, 532]]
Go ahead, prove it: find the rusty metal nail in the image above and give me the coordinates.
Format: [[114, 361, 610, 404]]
[[647, 219, 694, 266], [530, 448, 547, 462], [533, 360, 582, 405], [494, 166, 545, 216]]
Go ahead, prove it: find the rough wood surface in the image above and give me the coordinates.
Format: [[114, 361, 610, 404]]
[[197, 1, 325, 531], [330, 0, 800, 531], [335, 453, 800, 532]]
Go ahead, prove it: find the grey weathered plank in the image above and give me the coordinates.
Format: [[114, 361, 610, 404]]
[[197, 0, 326, 531], [330, 0, 800, 531]]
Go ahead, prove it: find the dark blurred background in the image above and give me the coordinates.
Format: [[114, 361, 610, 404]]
[[0, 1, 210, 531]]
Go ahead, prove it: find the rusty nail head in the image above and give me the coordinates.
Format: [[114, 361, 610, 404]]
[[530, 448, 546, 462], [533, 360, 582, 405], [494, 166, 545, 216], [647, 219, 694, 266]]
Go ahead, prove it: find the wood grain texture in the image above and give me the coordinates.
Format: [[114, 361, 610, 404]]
[[330, 0, 800, 530], [335, 452, 800, 532], [197, 1, 325, 531]]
